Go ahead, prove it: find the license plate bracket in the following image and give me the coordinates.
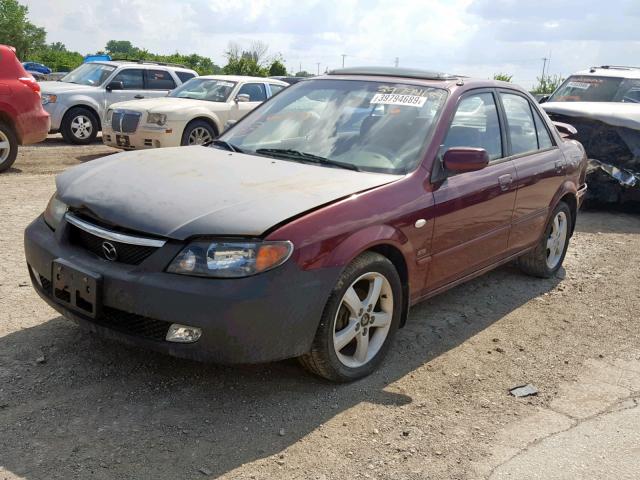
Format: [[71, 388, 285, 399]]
[[52, 259, 101, 318], [116, 134, 130, 147]]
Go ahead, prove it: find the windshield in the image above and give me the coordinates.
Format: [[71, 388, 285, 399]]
[[219, 79, 447, 174], [549, 75, 640, 103], [169, 78, 236, 102], [60, 63, 116, 86]]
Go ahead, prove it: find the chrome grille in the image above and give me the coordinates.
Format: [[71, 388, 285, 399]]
[[111, 111, 141, 133]]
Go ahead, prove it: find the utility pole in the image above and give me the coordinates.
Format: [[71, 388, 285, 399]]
[[299, 62, 302, 74], [394, 57, 399, 68], [341, 54, 347, 68], [316, 62, 321, 75], [541, 57, 548, 82]]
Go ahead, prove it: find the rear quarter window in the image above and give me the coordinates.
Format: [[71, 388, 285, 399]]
[[176, 71, 197, 83], [145, 70, 176, 90]]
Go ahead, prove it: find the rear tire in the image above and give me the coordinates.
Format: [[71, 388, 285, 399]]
[[61, 107, 99, 145], [299, 252, 402, 382], [0, 121, 18, 173], [518, 202, 572, 278]]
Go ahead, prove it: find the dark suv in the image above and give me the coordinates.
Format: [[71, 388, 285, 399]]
[[25, 67, 587, 381]]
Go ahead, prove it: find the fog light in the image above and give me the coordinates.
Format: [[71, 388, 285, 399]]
[[166, 324, 202, 343]]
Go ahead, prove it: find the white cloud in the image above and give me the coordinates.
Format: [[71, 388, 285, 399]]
[[23, 0, 640, 88]]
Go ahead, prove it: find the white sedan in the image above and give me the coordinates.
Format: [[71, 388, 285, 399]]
[[102, 75, 289, 149]]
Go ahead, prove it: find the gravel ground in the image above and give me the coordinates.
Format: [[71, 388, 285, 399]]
[[1, 137, 639, 480]]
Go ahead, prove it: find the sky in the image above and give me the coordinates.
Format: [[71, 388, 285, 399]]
[[23, 0, 640, 88]]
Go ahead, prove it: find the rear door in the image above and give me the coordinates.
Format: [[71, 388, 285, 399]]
[[143, 69, 177, 98], [497, 91, 565, 252], [427, 90, 517, 290]]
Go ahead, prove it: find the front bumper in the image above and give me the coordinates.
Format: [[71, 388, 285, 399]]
[[24, 216, 339, 363], [102, 123, 183, 150], [43, 102, 65, 132]]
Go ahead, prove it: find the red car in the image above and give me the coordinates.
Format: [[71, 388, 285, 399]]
[[24, 68, 587, 381], [0, 44, 50, 172]]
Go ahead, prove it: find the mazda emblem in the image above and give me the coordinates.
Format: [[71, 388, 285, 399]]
[[102, 241, 118, 261]]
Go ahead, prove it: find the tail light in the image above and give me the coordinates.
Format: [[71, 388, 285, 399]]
[[19, 76, 41, 96]]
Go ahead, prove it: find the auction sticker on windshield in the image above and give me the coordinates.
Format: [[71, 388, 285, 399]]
[[371, 93, 427, 107]]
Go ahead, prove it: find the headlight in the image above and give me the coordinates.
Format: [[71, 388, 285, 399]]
[[43, 194, 68, 230], [167, 240, 293, 278], [41, 94, 57, 105], [147, 113, 167, 126]]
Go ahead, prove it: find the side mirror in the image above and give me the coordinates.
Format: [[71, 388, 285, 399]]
[[443, 147, 489, 173], [235, 93, 251, 103], [538, 95, 550, 104], [553, 121, 577, 139], [106, 81, 124, 92]]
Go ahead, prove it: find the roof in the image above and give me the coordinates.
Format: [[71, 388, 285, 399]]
[[328, 67, 460, 81], [197, 75, 289, 85], [93, 60, 196, 72], [572, 66, 640, 79]]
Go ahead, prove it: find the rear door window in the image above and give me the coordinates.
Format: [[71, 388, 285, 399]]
[[145, 69, 176, 90], [443, 92, 503, 161], [500, 93, 538, 156], [111, 69, 144, 90], [269, 84, 286, 96]]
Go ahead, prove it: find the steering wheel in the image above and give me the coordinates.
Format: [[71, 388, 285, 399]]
[[357, 145, 397, 169]]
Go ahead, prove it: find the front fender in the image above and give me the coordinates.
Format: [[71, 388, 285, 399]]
[[60, 95, 103, 121], [184, 110, 223, 135]]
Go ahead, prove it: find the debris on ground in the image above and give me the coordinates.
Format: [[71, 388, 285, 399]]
[[509, 384, 539, 398]]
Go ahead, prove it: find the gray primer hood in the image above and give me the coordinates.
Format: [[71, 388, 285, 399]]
[[542, 102, 640, 130], [56, 146, 400, 240]]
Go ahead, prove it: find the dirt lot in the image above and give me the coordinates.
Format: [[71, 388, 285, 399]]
[[1, 137, 639, 480]]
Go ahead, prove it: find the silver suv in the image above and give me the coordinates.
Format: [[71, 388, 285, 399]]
[[39, 61, 198, 144]]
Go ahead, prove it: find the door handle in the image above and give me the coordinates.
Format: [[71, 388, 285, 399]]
[[134, 95, 144, 99], [498, 174, 513, 191]]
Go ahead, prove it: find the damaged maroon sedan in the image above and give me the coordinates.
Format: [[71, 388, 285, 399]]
[[24, 68, 587, 381]]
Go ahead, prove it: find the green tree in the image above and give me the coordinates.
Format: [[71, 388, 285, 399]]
[[222, 42, 269, 77], [493, 73, 513, 82], [268, 59, 287, 76], [0, 0, 46, 59], [105, 40, 138, 57], [532, 74, 564, 94], [295, 71, 312, 77], [31, 44, 83, 72]]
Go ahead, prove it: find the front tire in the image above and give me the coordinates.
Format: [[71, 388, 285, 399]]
[[518, 202, 572, 278], [181, 120, 216, 146], [61, 107, 99, 145], [299, 252, 402, 382], [0, 121, 18, 173]]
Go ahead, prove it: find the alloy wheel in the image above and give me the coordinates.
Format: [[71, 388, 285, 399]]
[[0, 130, 10, 162], [70, 115, 93, 140], [333, 272, 393, 368], [546, 211, 568, 269], [188, 127, 213, 145]]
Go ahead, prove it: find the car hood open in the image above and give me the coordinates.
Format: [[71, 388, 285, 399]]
[[56, 146, 401, 240]]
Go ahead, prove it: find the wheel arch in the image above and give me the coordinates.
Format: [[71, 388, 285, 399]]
[[0, 109, 19, 142], [182, 115, 221, 141], [559, 192, 578, 236]]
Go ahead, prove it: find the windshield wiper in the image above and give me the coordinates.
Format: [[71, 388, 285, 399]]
[[210, 139, 244, 153], [255, 148, 360, 171]]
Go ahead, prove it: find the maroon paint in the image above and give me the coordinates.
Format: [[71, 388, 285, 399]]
[[266, 75, 587, 308]]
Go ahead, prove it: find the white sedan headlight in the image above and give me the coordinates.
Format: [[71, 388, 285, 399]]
[[41, 94, 57, 105], [147, 113, 167, 126], [43, 194, 67, 230]]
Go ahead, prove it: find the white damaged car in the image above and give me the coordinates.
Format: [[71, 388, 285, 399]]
[[102, 75, 288, 149]]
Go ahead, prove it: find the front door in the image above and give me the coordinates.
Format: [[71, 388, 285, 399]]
[[106, 68, 146, 108], [230, 82, 267, 121], [427, 90, 517, 290]]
